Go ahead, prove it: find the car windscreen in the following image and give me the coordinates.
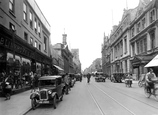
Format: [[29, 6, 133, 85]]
[[39, 80, 56, 87]]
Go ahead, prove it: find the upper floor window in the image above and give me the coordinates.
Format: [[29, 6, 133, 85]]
[[39, 44, 41, 51], [23, 3, 27, 21], [9, 0, 14, 13], [132, 43, 135, 56], [142, 17, 146, 29], [35, 41, 37, 48], [38, 23, 41, 37], [30, 37, 33, 46], [137, 22, 141, 33], [150, 31, 155, 49], [150, 9, 155, 23], [124, 37, 127, 54], [24, 32, 28, 42], [136, 38, 147, 55], [131, 27, 134, 37], [44, 37, 47, 51], [34, 18, 37, 33], [30, 11, 33, 29]]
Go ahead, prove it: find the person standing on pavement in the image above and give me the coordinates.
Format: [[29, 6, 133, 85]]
[[64, 73, 70, 94]]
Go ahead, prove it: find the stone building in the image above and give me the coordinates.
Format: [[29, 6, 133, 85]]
[[102, 0, 158, 80], [0, 0, 51, 77]]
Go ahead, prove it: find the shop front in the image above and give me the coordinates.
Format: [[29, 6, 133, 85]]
[[0, 25, 51, 83]]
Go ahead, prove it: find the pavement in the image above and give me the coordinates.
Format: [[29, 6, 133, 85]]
[[0, 89, 32, 115]]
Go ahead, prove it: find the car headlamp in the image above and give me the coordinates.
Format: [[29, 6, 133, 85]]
[[48, 90, 52, 94]]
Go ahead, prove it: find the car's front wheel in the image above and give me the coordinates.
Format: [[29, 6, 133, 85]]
[[53, 95, 57, 109]]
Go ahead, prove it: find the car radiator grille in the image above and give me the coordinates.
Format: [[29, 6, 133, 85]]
[[40, 91, 47, 99]]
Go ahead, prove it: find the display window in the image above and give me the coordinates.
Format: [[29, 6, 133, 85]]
[[36, 62, 41, 77]]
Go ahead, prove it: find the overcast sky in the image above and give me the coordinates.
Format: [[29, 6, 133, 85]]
[[35, 0, 140, 70]]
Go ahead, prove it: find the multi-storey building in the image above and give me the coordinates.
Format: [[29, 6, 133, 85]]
[[52, 33, 73, 74], [130, 0, 158, 79], [0, 0, 51, 77], [102, 0, 158, 80], [102, 33, 111, 76], [71, 49, 81, 74], [109, 8, 132, 75]]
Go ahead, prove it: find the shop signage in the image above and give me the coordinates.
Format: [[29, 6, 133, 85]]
[[0, 36, 34, 59], [0, 36, 13, 49]]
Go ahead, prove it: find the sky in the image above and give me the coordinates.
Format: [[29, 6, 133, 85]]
[[35, 0, 140, 71]]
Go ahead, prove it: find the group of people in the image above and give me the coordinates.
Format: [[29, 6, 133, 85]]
[[0, 70, 39, 100]]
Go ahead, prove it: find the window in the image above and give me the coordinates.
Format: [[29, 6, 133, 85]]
[[132, 43, 135, 56], [44, 37, 47, 51], [35, 41, 37, 48], [144, 38, 147, 52], [150, 9, 155, 23], [9, 0, 14, 13], [131, 27, 134, 37], [124, 37, 127, 54], [30, 37, 33, 46], [150, 31, 155, 49], [30, 11, 33, 28], [39, 44, 41, 51], [137, 22, 140, 33], [24, 32, 28, 42], [23, 3, 27, 21], [142, 17, 146, 29], [9, 22, 15, 32], [38, 23, 41, 37], [34, 18, 37, 33]]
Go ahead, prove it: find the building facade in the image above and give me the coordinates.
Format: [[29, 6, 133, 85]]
[[71, 49, 81, 74], [0, 0, 51, 78], [102, 0, 158, 80]]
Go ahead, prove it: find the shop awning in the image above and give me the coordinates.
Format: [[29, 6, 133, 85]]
[[53, 65, 64, 71], [145, 55, 158, 67]]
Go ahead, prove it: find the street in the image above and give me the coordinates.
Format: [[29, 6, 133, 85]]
[[25, 77, 158, 115]]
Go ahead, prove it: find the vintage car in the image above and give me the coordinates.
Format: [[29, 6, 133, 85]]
[[95, 75, 106, 82], [95, 72, 106, 82], [30, 75, 65, 110]]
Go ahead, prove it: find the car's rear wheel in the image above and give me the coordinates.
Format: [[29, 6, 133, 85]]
[[53, 95, 57, 109]]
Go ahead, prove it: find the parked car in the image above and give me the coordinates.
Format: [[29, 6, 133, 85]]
[[30, 75, 65, 110]]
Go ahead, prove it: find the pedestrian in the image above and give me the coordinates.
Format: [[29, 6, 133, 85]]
[[30, 72, 35, 93], [145, 68, 157, 93], [87, 73, 91, 83], [2, 76, 12, 100]]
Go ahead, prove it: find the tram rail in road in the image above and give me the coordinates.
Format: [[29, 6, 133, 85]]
[[89, 84, 136, 115]]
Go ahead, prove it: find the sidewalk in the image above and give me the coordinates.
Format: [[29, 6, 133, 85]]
[[0, 90, 32, 115]]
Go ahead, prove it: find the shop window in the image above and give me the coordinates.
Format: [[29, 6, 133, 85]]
[[7, 52, 14, 65]]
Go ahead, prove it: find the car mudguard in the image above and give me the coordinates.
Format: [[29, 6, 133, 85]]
[[51, 92, 57, 98], [30, 93, 39, 99]]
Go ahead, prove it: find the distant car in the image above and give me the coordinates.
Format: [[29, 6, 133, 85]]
[[30, 75, 65, 110], [95, 75, 106, 82]]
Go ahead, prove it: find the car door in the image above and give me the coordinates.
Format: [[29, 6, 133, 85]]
[[56, 78, 62, 97]]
